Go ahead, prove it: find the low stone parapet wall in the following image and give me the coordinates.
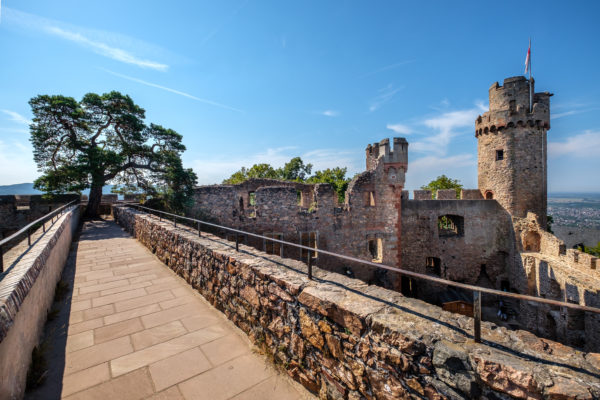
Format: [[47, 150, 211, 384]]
[[0, 207, 80, 399], [114, 206, 600, 399]]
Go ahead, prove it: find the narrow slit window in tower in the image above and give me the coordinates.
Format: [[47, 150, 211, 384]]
[[496, 149, 504, 161]]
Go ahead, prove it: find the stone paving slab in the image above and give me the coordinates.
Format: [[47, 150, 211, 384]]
[[26, 219, 313, 400]]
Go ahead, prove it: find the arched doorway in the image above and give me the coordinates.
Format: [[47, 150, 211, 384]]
[[484, 190, 494, 200]]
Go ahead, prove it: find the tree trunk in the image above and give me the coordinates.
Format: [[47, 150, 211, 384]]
[[85, 184, 103, 218]]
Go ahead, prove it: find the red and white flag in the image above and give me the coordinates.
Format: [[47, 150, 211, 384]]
[[524, 40, 531, 74]]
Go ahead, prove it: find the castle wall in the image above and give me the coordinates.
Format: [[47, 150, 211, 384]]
[[0, 194, 79, 238], [400, 198, 515, 295]]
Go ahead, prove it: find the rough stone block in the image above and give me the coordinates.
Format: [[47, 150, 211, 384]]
[[413, 190, 432, 200], [460, 189, 484, 200], [436, 190, 457, 200]]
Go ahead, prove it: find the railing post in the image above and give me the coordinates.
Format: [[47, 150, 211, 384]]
[[174, 216, 177, 228], [27, 228, 31, 246], [0, 246, 3, 273], [307, 253, 313, 280], [235, 233, 239, 252], [43, 222, 46, 233], [474, 290, 482, 343], [198, 222, 201, 237]]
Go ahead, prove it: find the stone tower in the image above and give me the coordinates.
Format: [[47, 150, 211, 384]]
[[475, 76, 552, 227]]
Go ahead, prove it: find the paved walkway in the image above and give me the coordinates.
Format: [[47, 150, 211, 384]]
[[27, 219, 311, 400]]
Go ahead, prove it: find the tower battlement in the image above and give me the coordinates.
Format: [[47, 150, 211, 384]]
[[365, 137, 408, 171], [475, 76, 552, 137]]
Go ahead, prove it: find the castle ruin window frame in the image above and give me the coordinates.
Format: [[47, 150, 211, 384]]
[[264, 232, 284, 257], [437, 215, 464, 238], [368, 238, 383, 263], [495, 149, 504, 161], [249, 192, 256, 206], [300, 231, 318, 259]]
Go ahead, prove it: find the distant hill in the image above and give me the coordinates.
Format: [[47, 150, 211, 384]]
[[0, 183, 42, 195], [0, 183, 115, 196]]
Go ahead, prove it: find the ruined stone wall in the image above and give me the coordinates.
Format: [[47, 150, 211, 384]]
[[476, 76, 551, 227], [0, 194, 79, 238], [114, 206, 600, 400], [188, 139, 407, 289], [513, 214, 600, 351], [400, 195, 515, 300]]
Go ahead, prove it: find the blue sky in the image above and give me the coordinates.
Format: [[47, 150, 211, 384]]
[[0, 1, 599, 192]]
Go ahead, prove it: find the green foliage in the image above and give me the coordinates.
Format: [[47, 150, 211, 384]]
[[223, 158, 350, 202], [223, 163, 280, 184], [279, 157, 312, 181], [29, 92, 197, 216], [307, 167, 350, 202], [421, 175, 463, 199], [582, 242, 600, 257]]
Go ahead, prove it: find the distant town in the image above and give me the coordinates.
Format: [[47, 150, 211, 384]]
[[548, 193, 600, 229]]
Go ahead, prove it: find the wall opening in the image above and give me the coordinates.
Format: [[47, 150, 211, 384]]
[[495, 149, 504, 161], [523, 231, 541, 252], [239, 197, 244, 210], [426, 257, 441, 276], [438, 215, 464, 237], [401, 276, 416, 297], [264, 232, 283, 257], [485, 191, 494, 200], [301, 232, 318, 259], [249, 192, 256, 206], [500, 280, 510, 292], [368, 191, 375, 206], [368, 238, 383, 262], [297, 190, 302, 205]]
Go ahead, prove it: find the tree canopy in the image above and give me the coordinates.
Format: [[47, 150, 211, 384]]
[[224, 157, 349, 201], [29, 91, 197, 216], [421, 175, 463, 199]]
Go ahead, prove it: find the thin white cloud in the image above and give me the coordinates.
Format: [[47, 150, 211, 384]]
[[192, 147, 361, 185], [548, 131, 600, 158], [4, 7, 168, 71], [198, 0, 248, 47], [320, 110, 340, 117], [405, 154, 477, 191], [359, 60, 415, 78], [1, 109, 31, 125], [101, 69, 245, 113], [386, 123, 412, 135], [369, 84, 402, 112], [412, 103, 486, 156], [551, 108, 600, 120], [0, 140, 38, 184]]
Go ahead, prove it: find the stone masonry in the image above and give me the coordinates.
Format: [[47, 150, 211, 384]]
[[183, 76, 599, 352], [114, 206, 600, 400]]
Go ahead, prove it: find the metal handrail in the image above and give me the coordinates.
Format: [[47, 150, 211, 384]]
[[124, 203, 600, 343], [0, 199, 79, 272]]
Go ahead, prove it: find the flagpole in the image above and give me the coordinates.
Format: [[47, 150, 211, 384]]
[[529, 38, 532, 113]]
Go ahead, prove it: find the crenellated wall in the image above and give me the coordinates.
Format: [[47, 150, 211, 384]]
[[113, 206, 600, 400]]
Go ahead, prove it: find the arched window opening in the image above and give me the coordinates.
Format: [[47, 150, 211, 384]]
[[485, 191, 494, 200]]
